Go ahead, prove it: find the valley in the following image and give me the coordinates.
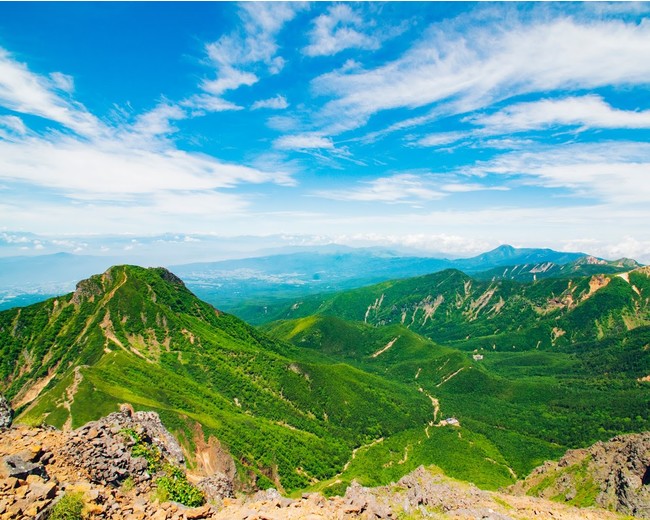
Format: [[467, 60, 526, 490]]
[[1, 257, 650, 518]]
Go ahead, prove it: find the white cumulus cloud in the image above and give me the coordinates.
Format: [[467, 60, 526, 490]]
[[251, 95, 289, 110], [304, 4, 380, 57]]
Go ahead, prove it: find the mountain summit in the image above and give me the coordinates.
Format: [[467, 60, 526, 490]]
[[0, 265, 436, 493]]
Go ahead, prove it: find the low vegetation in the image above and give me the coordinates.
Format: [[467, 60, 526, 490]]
[[2, 263, 649, 496]]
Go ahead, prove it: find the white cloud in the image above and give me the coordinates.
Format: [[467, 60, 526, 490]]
[[129, 102, 187, 141], [312, 15, 650, 135], [199, 66, 258, 97], [251, 95, 289, 110], [274, 133, 334, 150], [470, 95, 650, 133], [315, 173, 444, 203], [0, 48, 103, 137], [0, 115, 27, 135], [304, 4, 380, 57], [471, 141, 650, 204], [192, 2, 303, 112], [49, 72, 75, 93], [182, 94, 243, 113], [440, 183, 508, 193], [0, 134, 294, 201], [412, 131, 467, 147]]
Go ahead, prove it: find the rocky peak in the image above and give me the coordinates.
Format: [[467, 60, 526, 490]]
[[61, 404, 186, 487], [154, 267, 187, 288]]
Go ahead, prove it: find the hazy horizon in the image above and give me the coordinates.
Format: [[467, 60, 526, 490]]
[[1, 3, 649, 264]]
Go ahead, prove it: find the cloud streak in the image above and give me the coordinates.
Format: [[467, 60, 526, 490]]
[[0, 48, 103, 138], [311, 15, 650, 135], [470, 95, 650, 133]]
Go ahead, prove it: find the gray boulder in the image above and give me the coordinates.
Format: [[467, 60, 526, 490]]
[[0, 394, 12, 429]]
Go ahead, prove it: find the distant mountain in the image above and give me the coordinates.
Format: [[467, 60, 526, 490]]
[[0, 252, 117, 310], [454, 245, 585, 270], [0, 245, 642, 315], [473, 255, 642, 283], [172, 245, 629, 314], [243, 266, 650, 351]]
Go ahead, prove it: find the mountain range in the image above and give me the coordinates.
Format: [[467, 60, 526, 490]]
[[2, 259, 650, 513], [0, 245, 641, 314]]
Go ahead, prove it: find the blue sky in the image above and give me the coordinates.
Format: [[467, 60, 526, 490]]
[[1, 2, 650, 263]]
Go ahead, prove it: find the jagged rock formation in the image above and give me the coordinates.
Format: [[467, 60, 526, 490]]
[[0, 408, 229, 518], [210, 465, 623, 520], [0, 415, 630, 520], [510, 431, 650, 518], [0, 396, 11, 429], [61, 404, 185, 487]]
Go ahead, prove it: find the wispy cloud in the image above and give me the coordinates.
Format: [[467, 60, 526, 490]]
[[274, 133, 334, 150], [186, 2, 303, 112], [0, 114, 27, 137], [0, 42, 296, 234], [315, 173, 444, 204], [311, 14, 650, 135], [470, 141, 650, 204], [251, 94, 289, 110], [0, 135, 294, 200], [304, 4, 380, 57], [315, 172, 508, 204], [470, 95, 650, 133], [0, 48, 103, 138], [411, 131, 467, 147]]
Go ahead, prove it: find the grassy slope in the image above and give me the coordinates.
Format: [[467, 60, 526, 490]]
[[1, 265, 436, 493], [248, 269, 650, 350], [4, 264, 650, 496], [265, 297, 650, 492]]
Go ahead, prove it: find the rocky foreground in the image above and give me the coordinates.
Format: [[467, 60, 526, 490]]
[[0, 406, 638, 520]]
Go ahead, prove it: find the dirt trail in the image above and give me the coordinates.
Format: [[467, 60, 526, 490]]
[[341, 437, 385, 473], [436, 367, 465, 387], [371, 337, 399, 358], [62, 366, 84, 431]]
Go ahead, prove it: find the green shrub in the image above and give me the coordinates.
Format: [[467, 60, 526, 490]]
[[121, 475, 135, 492], [156, 465, 204, 507], [121, 428, 162, 472], [49, 492, 85, 520]]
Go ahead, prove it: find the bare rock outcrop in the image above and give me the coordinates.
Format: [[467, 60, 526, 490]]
[[0, 396, 12, 429], [61, 404, 185, 486], [511, 431, 650, 518]]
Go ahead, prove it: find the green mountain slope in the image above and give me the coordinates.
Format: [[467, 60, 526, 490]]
[[0, 265, 442, 493], [473, 256, 642, 283], [4, 264, 650, 497], [252, 267, 650, 350], [263, 269, 650, 492]]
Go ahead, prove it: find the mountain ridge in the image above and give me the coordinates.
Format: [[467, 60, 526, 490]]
[[0, 265, 445, 493], [1, 244, 641, 313], [3, 263, 650, 506]]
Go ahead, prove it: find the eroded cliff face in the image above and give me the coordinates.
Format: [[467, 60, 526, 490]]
[[511, 432, 650, 518]]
